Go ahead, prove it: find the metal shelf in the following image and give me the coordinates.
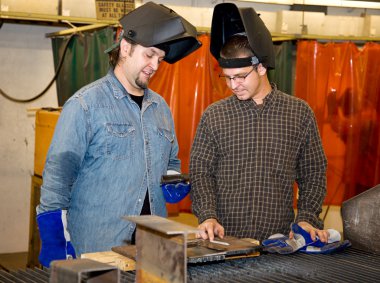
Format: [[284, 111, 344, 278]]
[[0, 10, 116, 25], [271, 32, 380, 42], [1, 10, 380, 42]]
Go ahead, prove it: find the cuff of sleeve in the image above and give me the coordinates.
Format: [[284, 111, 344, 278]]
[[197, 210, 218, 224], [295, 210, 324, 229]]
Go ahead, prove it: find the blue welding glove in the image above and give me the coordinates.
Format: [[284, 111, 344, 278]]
[[299, 239, 352, 254], [37, 210, 76, 268], [161, 173, 191, 203], [295, 224, 351, 254], [262, 223, 315, 254], [263, 223, 350, 255], [162, 182, 191, 203], [262, 233, 310, 254]]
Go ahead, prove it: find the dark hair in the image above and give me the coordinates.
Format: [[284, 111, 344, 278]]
[[108, 37, 137, 68], [220, 35, 254, 59]]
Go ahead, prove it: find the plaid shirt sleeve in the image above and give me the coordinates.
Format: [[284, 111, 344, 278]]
[[190, 110, 219, 224], [295, 107, 327, 229]]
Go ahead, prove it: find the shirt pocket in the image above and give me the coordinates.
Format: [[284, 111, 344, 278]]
[[105, 123, 135, 160], [268, 135, 297, 186], [157, 127, 174, 160]]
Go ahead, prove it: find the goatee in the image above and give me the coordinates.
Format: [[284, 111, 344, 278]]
[[136, 78, 148, 89]]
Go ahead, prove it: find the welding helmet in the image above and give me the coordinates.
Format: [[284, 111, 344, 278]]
[[105, 1, 201, 64], [210, 3, 275, 69]]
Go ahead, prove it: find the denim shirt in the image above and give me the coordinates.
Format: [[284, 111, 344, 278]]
[[37, 69, 180, 255]]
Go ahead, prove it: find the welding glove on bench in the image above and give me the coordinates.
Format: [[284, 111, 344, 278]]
[[262, 223, 351, 255], [37, 210, 76, 268]]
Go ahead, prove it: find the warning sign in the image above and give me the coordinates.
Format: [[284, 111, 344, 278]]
[[95, 0, 135, 21]]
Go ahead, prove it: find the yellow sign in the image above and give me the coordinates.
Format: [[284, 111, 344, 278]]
[[95, 0, 135, 21]]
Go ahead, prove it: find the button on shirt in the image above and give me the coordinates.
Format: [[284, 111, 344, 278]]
[[37, 69, 180, 255], [190, 87, 327, 241]]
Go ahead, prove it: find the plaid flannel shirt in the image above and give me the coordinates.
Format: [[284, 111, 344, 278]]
[[190, 86, 327, 241]]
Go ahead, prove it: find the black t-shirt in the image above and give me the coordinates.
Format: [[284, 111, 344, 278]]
[[129, 93, 151, 244], [129, 93, 151, 215]]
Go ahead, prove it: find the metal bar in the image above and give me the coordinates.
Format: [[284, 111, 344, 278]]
[[0, 270, 28, 283], [136, 228, 186, 282], [0, 271, 16, 283], [18, 270, 46, 283], [50, 259, 120, 283], [31, 268, 49, 279], [124, 215, 199, 236], [125, 215, 199, 283], [45, 23, 115, 37], [11, 270, 41, 283]]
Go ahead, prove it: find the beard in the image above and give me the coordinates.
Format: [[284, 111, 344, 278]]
[[135, 77, 149, 89]]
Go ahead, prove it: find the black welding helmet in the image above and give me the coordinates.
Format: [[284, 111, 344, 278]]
[[105, 1, 201, 64], [210, 3, 275, 69]]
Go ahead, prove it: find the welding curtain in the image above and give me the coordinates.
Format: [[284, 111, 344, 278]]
[[51, 27, 113, 106], [150, 35, 293, 212], [295, 41, 380, 205]]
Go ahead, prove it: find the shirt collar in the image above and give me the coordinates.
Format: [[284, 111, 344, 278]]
[[262, 83, 277, 105], [106, 68, 160, 104], [231, 83, 278, 109]]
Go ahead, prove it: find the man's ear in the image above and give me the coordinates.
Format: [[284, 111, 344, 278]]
[[257, 63, 267, 76], [120, 39, 130, 55]]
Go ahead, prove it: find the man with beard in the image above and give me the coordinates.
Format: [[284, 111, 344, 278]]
[[36, 2, 201, 267]]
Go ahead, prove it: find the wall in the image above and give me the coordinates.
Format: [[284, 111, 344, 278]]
[[0, 23, 62, 253], [0, 0, 379, 254]]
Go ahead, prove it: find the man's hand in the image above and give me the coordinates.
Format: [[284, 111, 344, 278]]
[[196, 218, 224, 241], [263, 222, 349, 254], [291, 221, 329, 243]]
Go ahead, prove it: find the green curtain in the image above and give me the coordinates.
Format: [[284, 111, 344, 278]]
[[267, 41, 295, 95], [51, 27, 114, 106]]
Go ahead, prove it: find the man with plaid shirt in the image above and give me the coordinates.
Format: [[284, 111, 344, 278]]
[[190, 3, 329, 245]]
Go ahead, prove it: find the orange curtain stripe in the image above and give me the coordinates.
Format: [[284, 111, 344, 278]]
[[295, 40, 380, 205], [150, 34, 230, 213]]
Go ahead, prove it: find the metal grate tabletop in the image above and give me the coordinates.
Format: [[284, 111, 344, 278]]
[[185, 248, 380, 283], [1, 248, 379, 283]]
